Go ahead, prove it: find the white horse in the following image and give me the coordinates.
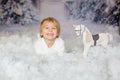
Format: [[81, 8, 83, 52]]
[[73, 24, 112, 58]]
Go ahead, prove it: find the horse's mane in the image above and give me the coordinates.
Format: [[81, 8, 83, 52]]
[[82, 25, 93, 43], [84, 26, 91, 35]]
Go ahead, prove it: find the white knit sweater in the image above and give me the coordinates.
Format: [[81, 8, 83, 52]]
[[34, 37, 65, 56]]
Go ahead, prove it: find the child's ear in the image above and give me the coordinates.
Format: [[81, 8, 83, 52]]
[[40, 35, 43, 37], [40, 32, 43, 37], [40, 33, 43, 37], [56, 36, 58, 38], [56, 34, 59, 38]]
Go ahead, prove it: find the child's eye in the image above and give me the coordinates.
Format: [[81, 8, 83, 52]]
[[52, 27, 56, 29], [44, 26, 49, 29]]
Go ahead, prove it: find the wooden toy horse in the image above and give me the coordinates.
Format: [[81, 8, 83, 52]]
[[73, 24, 112, 58]]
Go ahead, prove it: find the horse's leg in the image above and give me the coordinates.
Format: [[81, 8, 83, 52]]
[[101, 39, 108, 48], [83, 44, 90, 58], [102, 42, 107, 48]]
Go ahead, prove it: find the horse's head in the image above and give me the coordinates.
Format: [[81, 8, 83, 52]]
[[73, 24, 85, 36]]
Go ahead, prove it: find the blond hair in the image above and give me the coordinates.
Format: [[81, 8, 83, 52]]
[[39, 17, 61, 38]]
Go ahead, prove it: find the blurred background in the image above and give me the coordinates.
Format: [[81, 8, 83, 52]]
[[0, 0, 119, 26]]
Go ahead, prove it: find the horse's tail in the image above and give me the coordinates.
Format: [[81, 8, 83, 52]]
[[106, 33, 113, 42]]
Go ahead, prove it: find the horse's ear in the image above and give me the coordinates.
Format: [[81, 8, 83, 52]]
[[81, 24, 85, 27], [73, 25, 76, 28]]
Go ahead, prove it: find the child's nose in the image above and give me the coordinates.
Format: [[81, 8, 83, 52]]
[[48, 28, 52, 31]]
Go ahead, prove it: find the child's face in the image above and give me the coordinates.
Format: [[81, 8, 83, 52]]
[[41, 22, 58, 41]]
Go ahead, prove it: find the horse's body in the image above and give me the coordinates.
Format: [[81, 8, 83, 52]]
[[73, 24, 112, 58]]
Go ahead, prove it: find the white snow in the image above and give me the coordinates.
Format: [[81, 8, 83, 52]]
[[0, 1, 120, 80]]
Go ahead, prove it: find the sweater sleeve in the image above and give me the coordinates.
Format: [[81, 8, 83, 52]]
[[54, 37, 66, 56], [34, 37, 47, 55]]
